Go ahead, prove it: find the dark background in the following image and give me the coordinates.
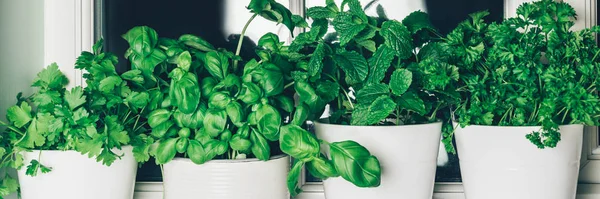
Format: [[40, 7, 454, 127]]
[[103, 0, 504, 182]]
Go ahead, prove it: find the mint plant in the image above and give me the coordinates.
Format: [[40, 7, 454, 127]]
[[263, 0, 460, 195], [442, 0, 600, 148]]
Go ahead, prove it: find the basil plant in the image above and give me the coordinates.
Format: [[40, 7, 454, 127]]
[[442, 0, 600, 148]]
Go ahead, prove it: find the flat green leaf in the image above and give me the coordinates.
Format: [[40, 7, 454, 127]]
[[99, 76, 123, 93], [380, 20, 413, 59], [330, 141, 381, 187], [291, 103, 310, 126], [121, 69, 145, 85], [333, 51, 369, 85], [351, 95, 396, 125], [226, 102, 244, 127], [279, 125, 319, 161], [229, 134, 252, 151], [389, 69, 412, 96], [307, 155, 339, 179], [355, 83, 389, 104], [31, 63, 69, 90], [333, 12, 367, 46], [366, 45, 395, 84], [250, 128, 270, 160], [288, 160, 304, 197], [125, 91, 150, 109], [7, 102, 32, 128], [25, 159, 52, 177]]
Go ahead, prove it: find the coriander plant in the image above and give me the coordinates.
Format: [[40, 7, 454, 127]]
[[442, 0, 600, 148]]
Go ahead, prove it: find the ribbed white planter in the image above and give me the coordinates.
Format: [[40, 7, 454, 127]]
[[455, 124, 584, 199], [17, 146, 138, 199], [314, 121, 442, 199], [162, 155, 290, 199]]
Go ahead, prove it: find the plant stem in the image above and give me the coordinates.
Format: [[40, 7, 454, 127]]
[[233, 13, 258, 71], [284, 82, 295, 89], [0, 120, 24, 136]]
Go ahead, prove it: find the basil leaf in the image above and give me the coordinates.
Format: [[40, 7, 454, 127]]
[[155, 138, 179, 164], [173, 73, 201, 114], [121, 26, 159, 57], [256, 104, 282, 141], [226, 101, 244, 127], [279, 125, 319, 161], [288, 160, 305, 197], [330, 141, 381, 187], [179, 34, 215, 52], [250, 129, 271, 161], [203, 109, 227, 136], [307, 155, 339, 179], [148, 109, 171, 128], [205, 51, 229, 80], [229, 134, 252, 152]]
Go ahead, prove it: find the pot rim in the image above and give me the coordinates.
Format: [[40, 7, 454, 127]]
[[314, 118, 442, 128], [452, 121, 584, 129], [171, 154, 288, 164], [23, 145, 133, 153]]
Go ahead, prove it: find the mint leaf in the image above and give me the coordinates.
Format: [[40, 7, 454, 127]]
[[366, 45, 395, 84], [6, 102, 32, 128], [389, 69, 412, 96], [351, 95, 396, 125], [380, 20, 413, 59], [396, 91, 426, 115], [308, 43, 326, 77], [64, 87, 86, 110], [307, 6, 336, 19], [333, 51, 369, 85], [402, 11, 436, 34], [355, 83, 389, 104], [333, 12, 367, 46]]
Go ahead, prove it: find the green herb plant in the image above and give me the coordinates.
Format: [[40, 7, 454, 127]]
[[442, 0, 600, 148], [265, 0, 460, 195], [118, 0, 308, 190], [0, 43, 149, 197]]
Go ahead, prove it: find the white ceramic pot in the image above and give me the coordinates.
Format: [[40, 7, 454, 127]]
[[17, 146, 138, 199], [455, 124, 584, 199], [314, 121, 442, 199], [162, 155, 290, 199]]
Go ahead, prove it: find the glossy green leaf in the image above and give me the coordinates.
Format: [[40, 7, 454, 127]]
[[205, 51, 229, 80], [287, 160, 305, 197], [330, 141, 381, 187], [355, 83, 390, 104], [279, 125, 319, 161], [173, 73, 201, 114], [155, 138, 179, 164], [177, 51, 192, 71], [148, 109, 172, 128], [402, 11, 436, 34], [256, 104, 282, 141], [307, 6, 337, 19], [396, 91, 427, 115], [250, 129, 270, 160], [238, 82, 262, 104], [176, 137, 189, 153], [203, 109, 227, 136], [333, 12, 367, 46], [121, 26, 159, 57], [179, 34, 215, 52], [187, 140, 213, 164], [229, 134, 252, 151], [307, 155, 339, 179], [226, 101, 244, 127], [308, 43, 326, 77]]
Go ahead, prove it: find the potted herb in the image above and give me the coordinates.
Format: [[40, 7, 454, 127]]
[[443, 1, 600, 198], [0, 41, 148, 199], [120, 1, 309, 198], [274, 0, 458, 198]]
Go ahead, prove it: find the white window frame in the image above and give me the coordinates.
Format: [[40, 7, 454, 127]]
[[45, 0, 600, 198]]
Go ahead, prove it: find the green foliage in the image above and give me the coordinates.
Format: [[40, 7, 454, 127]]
[[442, 0, 600, 149]]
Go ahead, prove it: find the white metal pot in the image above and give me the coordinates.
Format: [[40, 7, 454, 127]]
[[314, 121, 442, 199], [455, 124, 584, 199], [162, 155, 290, 199], [17, 146, 138, 199]]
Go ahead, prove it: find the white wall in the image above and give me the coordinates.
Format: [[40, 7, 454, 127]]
[[0, 0, 45, 121]]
